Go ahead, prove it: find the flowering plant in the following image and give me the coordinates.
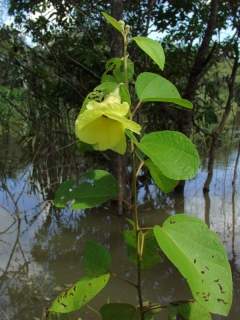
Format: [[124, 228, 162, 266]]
[[49, 12, 232, 320], [75, 89, 141, 154]]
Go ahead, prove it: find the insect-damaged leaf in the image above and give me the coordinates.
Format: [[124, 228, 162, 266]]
[[49, 274, 110, 314], [54, 169, 118, 209], [154, 214, 232, 316]]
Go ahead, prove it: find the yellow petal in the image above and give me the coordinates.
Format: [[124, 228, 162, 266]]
[[76, 116, 125, 153], [111, 134, 127, 155], [75, 109, 102, 134], [86, 100, 102, 111], [106, 113, 141, 134], [86, 99, 129, 117]]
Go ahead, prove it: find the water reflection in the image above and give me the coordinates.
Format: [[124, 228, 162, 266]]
[[0, 135, 239, 320]]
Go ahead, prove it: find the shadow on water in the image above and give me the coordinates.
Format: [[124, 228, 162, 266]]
[[0, 132, 239, 320]]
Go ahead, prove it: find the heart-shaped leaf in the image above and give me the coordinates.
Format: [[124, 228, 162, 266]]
[[154, 214, 232, 316], [135, 72, 192, 109], [54, 170, 118, 209], [138, 131, 200, 180], [133, 37, 165, 70]]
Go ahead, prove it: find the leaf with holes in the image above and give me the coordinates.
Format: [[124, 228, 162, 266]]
[[145, 159, 178, 193], [133, 37, 165, 70], [138, 131, 200, 180], [102, 12, 124, 33], [83, 240, 111, 276], [100, 303, 139, 320], [49, 273, 110, 313], [154, 214, 232, 316], [54, 170, 118, 209], [135, 72, 192, 109], [123, 230, 162, 269]]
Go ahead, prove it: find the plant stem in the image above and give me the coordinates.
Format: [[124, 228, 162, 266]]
[[132, 101, 142, 117], [86, 305, 102, 319], [131, 150, 139, 229], [123, 26, 144, 319], [132, 148, 144, 319], [123, 27, 129, 87]]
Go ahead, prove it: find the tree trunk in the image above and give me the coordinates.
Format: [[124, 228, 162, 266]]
[[179, 0, 219, 136], [204, 43, 239, 192]]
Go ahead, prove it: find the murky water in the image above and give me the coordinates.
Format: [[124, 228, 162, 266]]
[[0, 136, 239, 320]]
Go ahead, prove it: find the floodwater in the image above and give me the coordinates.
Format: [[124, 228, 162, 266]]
[[0, 136, 239, 320]]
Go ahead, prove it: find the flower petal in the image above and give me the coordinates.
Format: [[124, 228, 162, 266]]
[[75, 109, 102, 133], [106, 114, 141, 134], [105, 101, 129, 117], [76, 116, 125, 153], [111, 134, 127, 155]]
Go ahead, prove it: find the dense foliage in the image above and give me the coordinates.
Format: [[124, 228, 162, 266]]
[[0, 0, 239, 139]]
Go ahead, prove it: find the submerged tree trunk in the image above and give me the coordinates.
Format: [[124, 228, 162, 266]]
[[110, 0, 126, 216], [204, 43, 239, 192]]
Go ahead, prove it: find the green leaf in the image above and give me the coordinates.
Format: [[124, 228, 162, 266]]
[[103, 57, 134, 83], [119, 83, 131, 105], [105, 57, 122, 74], [100, 303, 139, 320], [123, 230, 162, 269], [145, 159, 178, 193], [154, 214, 233, 316], [126, 130, 139, 145], [113, 59, 134, 83], [49, 273, 110, 314], [83, 240, 111, 276], [54, 170, 118, 209], [101, 74, 116, 83], [81, 81, 118, 112], [95, 81, 118, 95], [102, 12, 124, 33], [168, 305, 177, 320], [138, 131, 200, 180], [133, 36, 165, 70], [135, 72, 192, 109], [176, 302, 212, 320], [76, 141, 94, 153]]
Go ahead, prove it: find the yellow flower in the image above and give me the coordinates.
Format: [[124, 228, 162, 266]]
[[75, 90, 141, 154]]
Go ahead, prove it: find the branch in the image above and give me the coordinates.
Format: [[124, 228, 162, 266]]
[[184, 0, 219, 100]]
